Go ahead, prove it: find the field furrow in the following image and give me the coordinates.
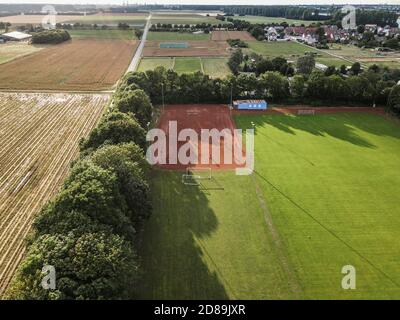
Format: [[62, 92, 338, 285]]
[[0, 93, 108, 295]]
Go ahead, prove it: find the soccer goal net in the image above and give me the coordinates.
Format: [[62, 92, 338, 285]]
[[182, 167, 212, 185], [297, 109, 315, 115]]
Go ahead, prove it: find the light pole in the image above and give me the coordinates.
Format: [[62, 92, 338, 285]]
[[161, 82, 165, 113]]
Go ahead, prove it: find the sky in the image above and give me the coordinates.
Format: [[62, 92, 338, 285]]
[[0, 0, 399, 6]]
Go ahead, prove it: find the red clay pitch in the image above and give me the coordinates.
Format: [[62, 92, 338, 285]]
[[155, 104, 246, 170]]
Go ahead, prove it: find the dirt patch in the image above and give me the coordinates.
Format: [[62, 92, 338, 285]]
[[155, 104, 246, 170], [211, 31, 256, 41], [143, 40, 229, 57], [0, 39, 138, 91]]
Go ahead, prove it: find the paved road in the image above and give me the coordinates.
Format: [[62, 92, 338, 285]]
[[126, 13, 152, 73]]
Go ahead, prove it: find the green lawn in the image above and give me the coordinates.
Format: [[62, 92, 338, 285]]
[[139, 113, 400, 299], [68, 29, 136, 40], [238, 15, 320, 26], [138, 57, 231, 78], [174, 57, 202, 74], [138, 57, 174, 71], [147, 31, 210, 41], [202, 58, 231, 78]]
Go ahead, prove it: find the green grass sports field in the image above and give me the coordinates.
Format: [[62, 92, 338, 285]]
[[138, 57, 231, 78], [139, 112, 400, 299]]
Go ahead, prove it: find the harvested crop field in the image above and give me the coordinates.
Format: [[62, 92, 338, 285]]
[[0, 92, 108, 296], [0, 14, 83, 25], [211, 31, 256, 41], [143, 40, 229, 57], [0, 39, 138, 91]]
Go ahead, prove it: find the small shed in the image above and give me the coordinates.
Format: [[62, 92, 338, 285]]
[[0, 31, 32, 42], [233, 100, 267, 110]]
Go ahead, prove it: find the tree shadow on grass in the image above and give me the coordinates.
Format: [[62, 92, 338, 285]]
[[137, 170, 229, 300], [247, 113, 400, 149]]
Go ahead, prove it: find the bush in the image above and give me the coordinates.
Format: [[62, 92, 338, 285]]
[[32, 29, 71, 44]]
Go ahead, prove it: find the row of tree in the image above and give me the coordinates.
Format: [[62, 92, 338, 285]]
[[31, 29, 71, 44], [118, 65, 400, 114], [6, 89, 154, 299], [224, 6, 331, 21]]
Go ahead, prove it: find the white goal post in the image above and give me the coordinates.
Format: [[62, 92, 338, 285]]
[[182, 167, 212, 185]]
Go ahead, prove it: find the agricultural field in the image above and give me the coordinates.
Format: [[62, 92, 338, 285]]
[[150, 13, 229, 25], [211, 30, 256, 41], [236, 15, 320, 26], [138, 57, 231, 78], [0, 39, 137, 91], [0, 42, 46, 65], [147, 31, 210, 41], [1, 13, 148, 26], [68, 29, 137, 40], [320, 43, 400, 68], [143, 40, 229, 57], [139, 108, 400, 299], [0, 92, 108, 296]]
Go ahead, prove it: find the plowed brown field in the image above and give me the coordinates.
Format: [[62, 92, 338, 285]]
[[211, 31, 256, 41], [0, 39, 138, 91], [0, 92, 108, 296]]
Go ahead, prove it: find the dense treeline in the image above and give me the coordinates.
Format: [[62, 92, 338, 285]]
[[6, 90, 153, 299], [117, 64, 400, 113], [330, 9, 399, 27], [32, 29, 71, 44], [224, 6, 331, 21]]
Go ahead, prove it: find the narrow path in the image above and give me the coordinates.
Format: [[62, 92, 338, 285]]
[[126, 13, 152, 73], [251, 172, 303, 297]]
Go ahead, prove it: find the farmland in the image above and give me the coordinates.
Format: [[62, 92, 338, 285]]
[[0, 92, 108, 295], [150, 13, 229, 25], [139, 110, 400, 299], [138, 57, 231, 78], [0, 39, 137, 91], [143, 40, 229, 57], [0, 43, 46, 65], [1, 13, 148, 26], [147, 31, 210, 41], [320, 44, 400, 68], [247, 40, 351, 67], [211, 30, 256, 41], [236, 15, 321, 26], [68, 29, 137, 40]]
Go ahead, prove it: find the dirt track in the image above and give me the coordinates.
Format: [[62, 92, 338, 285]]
[[0, 92, 108, 296]]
